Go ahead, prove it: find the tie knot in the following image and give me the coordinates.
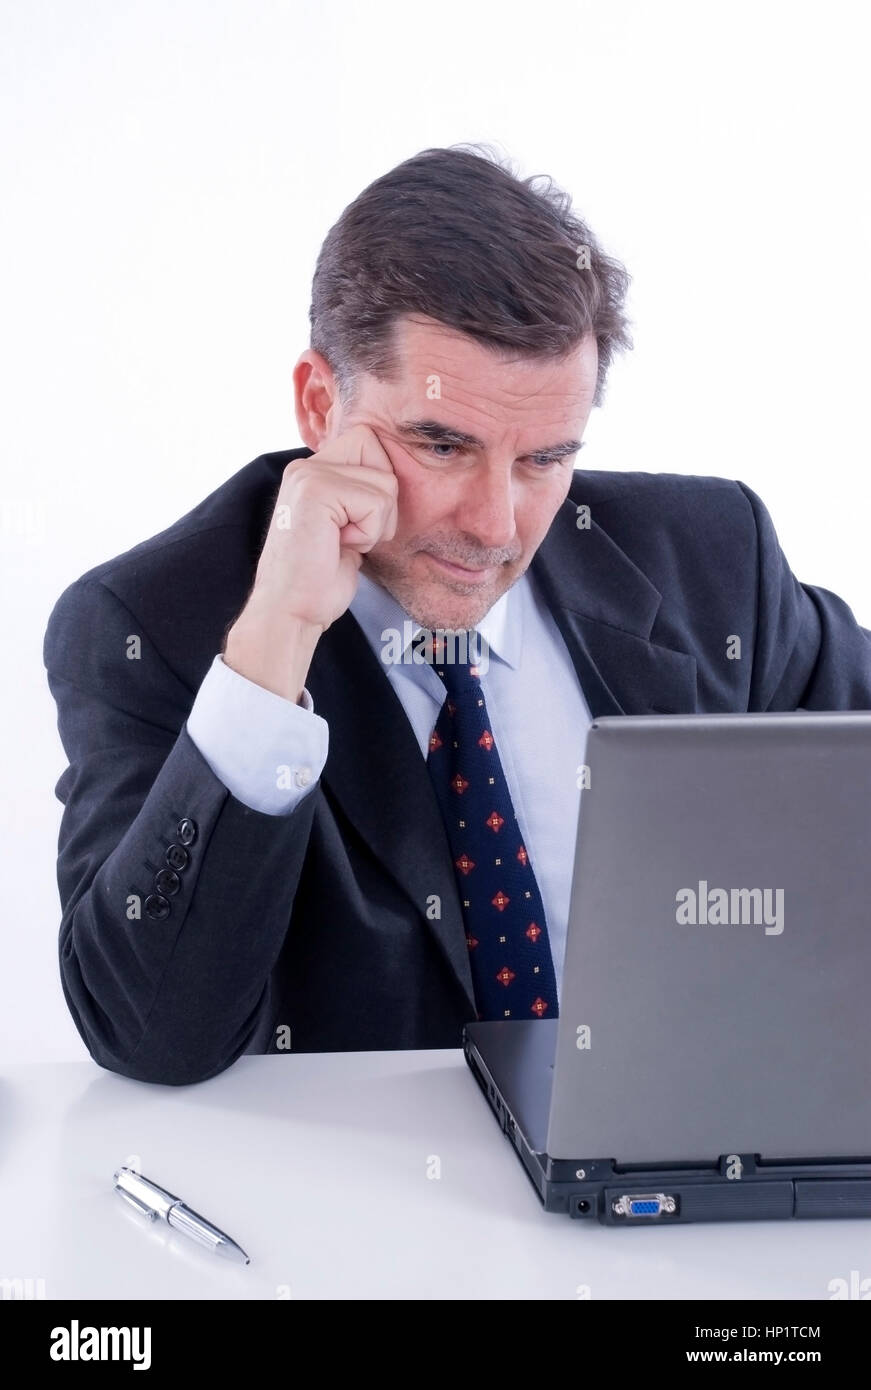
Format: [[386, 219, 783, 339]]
[[425, 629, 486, 697]]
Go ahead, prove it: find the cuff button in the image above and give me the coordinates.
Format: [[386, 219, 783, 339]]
[[154, 868, 181, 897], [177, 818, 197, 846], [144, 894, 171, 921]]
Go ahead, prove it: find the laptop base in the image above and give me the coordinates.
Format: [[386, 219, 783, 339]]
[[464, 1025, 871, 1225]]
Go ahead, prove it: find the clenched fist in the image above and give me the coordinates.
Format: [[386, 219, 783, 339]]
[[224, 426, 399, 702]]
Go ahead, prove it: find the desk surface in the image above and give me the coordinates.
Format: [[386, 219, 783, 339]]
[[2, 1051, 865, 1300]]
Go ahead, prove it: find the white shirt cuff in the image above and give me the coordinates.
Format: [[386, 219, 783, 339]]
[[186, 654, 329, 815]]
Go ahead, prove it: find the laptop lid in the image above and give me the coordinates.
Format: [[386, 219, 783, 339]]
[[546, 712, 871, 1163]]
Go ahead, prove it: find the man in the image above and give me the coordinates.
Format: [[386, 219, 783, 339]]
[[44, 145, 871, 1086]]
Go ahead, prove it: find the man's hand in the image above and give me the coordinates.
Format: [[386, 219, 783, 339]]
[[224, 425, 399, 702]]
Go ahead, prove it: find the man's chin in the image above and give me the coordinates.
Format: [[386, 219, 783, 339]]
[[362, 554, 520, 631], [404, 581, 508, 632]]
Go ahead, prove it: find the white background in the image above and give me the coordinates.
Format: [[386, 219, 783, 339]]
[[2, 0, 870, 1063]]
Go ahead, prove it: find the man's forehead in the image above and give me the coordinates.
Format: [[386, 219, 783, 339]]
[[370, 318, 591, 418], [390, 313, 594, 375]]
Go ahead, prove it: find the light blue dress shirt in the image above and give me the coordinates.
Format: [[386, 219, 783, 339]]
[[186, 569, 592, 985]]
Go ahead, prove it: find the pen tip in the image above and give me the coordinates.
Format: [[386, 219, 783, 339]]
[[215, 1238, 250, 1265]]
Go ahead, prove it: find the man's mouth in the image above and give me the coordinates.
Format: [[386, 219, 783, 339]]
[[421, 551, 498, 582]]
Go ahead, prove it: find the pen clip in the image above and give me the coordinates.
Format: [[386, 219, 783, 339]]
[[114, 1182, 158, 1220]]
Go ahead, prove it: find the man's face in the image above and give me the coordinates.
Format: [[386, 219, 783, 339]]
[[319, 315, 598, 631]]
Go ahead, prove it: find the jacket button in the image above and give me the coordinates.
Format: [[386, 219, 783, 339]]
[[165, 844, 190, 871], [154, 868, 181, 897], [177, 818, 197, 846], [145, 894, 171, 921]]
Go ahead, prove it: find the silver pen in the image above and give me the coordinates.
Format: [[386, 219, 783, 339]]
[[113, 1166, 250, 1264]]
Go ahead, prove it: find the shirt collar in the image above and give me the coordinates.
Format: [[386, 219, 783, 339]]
[[349, 568, 523, 671]]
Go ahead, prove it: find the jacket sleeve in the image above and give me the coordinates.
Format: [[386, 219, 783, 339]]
[[737, 480, 871, 711], [44, 576, 320, 1086]]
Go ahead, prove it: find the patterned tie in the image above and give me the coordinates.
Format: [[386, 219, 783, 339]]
[[425, 631, 560, 1022]]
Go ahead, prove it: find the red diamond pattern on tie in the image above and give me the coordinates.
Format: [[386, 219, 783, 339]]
[[425, 632, 560, 1023]]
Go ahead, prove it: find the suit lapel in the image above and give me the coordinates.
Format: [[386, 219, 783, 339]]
[[306, 614, 478, 1012], [530, 482, 699, 716]]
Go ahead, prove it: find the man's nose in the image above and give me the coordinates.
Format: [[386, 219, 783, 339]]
[[457, 466, 518, 551]]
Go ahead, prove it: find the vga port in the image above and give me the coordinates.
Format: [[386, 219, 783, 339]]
[[612, 1192, 677, 1218]]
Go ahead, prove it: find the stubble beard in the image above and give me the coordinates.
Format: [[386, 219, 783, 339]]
[[361, 550, 522, 633]]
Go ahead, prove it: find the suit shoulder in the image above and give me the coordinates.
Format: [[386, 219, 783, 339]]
[[44, 446, 307, 674], [68, 447, 300, 590], [570, 467, 748, 510], [569, 468, 756, 538], [566, 469, 762, 585]]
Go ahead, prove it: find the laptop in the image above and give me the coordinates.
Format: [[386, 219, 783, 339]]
[[463, 711, 871, 1224]]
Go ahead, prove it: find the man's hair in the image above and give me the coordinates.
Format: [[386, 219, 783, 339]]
[[308, 143, 632, 410]]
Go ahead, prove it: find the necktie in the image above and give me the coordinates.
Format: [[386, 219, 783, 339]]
[[425, 632, 560, 1022]]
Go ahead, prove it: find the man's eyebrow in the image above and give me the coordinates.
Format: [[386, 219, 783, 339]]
[[396, 418, 584, 459]]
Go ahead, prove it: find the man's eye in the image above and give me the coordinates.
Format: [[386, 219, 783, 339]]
[[529, 453, 576, 468], [421, 444, 571, 466]]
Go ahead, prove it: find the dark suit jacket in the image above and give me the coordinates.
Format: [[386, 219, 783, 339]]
[[44, 448, 871, 1084]]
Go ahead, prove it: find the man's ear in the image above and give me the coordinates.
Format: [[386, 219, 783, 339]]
[[293, 349, 341, 449]]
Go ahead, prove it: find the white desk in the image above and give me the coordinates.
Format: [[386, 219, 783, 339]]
[[1, 1053, 866, 1300]]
